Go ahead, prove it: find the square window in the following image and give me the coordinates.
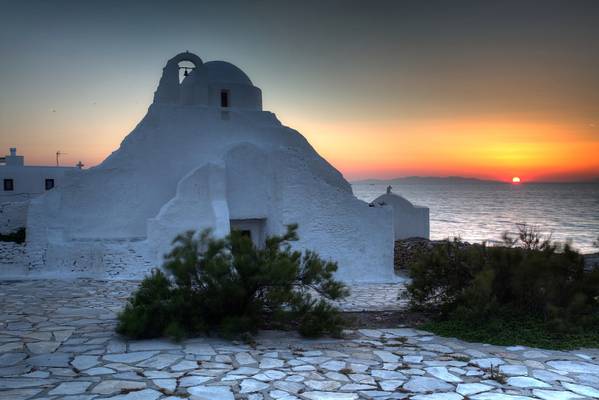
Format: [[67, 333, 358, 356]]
[[45, 178, 55, 190], [3, 178, 14, 191]]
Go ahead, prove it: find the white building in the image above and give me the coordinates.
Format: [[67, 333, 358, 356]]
[[373, 186, 430, 240], [21, 52, 399, 282], [0, 148, 79, 203]]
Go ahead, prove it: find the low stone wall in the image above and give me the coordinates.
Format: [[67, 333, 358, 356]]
[[394, 238, 482, 271], [0, 241, 27, 276], [102, 240, 157, 278], [0, 241, 26, 264], [394, 238, 452, 270], [0, 201, 28, 235], [24, 238, 157, 279]]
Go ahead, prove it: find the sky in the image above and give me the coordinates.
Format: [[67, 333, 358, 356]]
[[0, 0, 598, 182]]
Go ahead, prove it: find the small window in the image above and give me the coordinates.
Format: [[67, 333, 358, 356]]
[[220, 90, 229, 108], [3, 178, 14, 191], [45, 179, 55, 190]]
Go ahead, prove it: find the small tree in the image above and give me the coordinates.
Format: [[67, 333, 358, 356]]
[[117, 224, 349, 339], [501, 223, 552, 251]]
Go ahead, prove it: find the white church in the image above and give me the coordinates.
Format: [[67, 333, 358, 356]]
[[2, 52, 429, 282]]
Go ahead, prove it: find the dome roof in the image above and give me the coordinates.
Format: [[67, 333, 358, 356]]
[[204, 61, 253, 85], [373, 193, 416, 210]]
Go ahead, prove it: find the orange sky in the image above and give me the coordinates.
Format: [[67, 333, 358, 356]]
[[287, 117, 599, 182], [2, 104, 598, 183]]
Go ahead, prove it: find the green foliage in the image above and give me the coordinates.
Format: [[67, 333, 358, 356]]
[[406, 224, 599, 347], [0, 227, 26, 244], [117, 224, 349, 339], [294, 297, 345, 338], [422, 312, 599, 350]]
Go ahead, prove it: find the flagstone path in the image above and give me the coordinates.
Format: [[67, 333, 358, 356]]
[[1, 279, 598, 400]]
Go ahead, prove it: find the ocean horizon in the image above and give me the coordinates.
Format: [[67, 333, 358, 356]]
[[352, 180, 599, 254]]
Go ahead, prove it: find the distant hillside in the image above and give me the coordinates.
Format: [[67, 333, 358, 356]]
[[352, 176, 504, 185]]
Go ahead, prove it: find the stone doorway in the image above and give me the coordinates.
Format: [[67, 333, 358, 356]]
[[229, 218, 266, 248]]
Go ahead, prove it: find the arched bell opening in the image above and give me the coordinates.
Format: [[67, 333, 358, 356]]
[[153, 52, 205, 104], [178, 60, 196, 84]]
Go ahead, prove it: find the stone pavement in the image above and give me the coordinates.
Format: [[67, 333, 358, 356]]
[[1, 280, 599, 400]]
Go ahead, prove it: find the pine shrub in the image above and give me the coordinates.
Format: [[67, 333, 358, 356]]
[[117, 224, 349, 339], [406, 224, 599, 333]]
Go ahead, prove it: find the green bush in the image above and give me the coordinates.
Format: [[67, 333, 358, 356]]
[[117, 224, 349, 340], [0, 227, 26, 244], [406, 224, 599, 335]]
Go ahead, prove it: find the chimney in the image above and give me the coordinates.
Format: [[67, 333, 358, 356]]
[[5, 147, 24, 166]]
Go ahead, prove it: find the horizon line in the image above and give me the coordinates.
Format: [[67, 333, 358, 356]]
[[350, 175, 599, 184]]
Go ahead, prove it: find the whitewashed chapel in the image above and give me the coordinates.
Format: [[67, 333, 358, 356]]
[[2, 52, 428, 282]]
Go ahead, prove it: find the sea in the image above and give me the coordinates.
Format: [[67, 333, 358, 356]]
[[352, 180, 599, 254]]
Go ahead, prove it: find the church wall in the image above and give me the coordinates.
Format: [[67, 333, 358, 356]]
[[392, 206, 429, 240], [224, 143, 271, 220], [270, 151, 396, 283], [0, 200, 28, 234], [374, 193, 430, 240], [147, 162, 230, 261]]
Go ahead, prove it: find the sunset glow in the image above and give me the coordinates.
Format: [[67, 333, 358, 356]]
[[1, 1, 598, 183], [290, 117, 599, 182], [3, 105, 598, 183], [512, 177, 521, 184]]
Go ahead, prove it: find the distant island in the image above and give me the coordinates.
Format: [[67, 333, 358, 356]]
[[352, 176, 504, 185]]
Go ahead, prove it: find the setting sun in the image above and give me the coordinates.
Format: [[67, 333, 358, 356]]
[[512, 176, 521, 184]]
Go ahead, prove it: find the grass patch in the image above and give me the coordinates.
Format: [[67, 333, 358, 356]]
[[420, 312, 599, 350]]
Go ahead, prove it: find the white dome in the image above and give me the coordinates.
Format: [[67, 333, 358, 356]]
[[374, 193, 415, 210], [205, 61, 253, 85], [373, 192, 430, 240]]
